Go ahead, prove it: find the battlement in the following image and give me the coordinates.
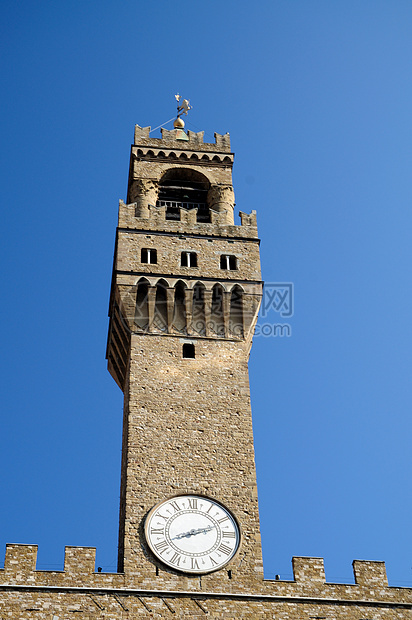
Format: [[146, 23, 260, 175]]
[[0, 545, 398, 592], [2, 546, 410, 617], [118, 200, 258, 238], [134, 124, 231, 152], [291, 556, 389, 587]]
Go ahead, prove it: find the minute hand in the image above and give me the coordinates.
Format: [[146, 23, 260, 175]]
[[173, 525, 215, 540]]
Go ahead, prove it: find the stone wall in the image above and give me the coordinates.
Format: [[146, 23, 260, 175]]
[[1, 548, 411, 618]]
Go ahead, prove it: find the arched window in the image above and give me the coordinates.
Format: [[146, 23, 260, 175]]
[[135, 278, 149, 331], [157, 169, 211, 223], [172, 281, 186, 333], [229, 285, 243, 338], [191, 282, 206, 336], [153, 280, 168, 332], [210, 284, 225, 337]]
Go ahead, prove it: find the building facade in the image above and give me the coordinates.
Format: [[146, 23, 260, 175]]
[[1, 123, 411, 618]]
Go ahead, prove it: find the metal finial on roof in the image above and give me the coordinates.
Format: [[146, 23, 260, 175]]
[[174, 94, 192, 128]]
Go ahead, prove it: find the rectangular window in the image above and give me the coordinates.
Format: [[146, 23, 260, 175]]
[[220, 255, 237, 270], [182, 343, 195, 358], [141, 248, 157, 264], [181, 251, 198, 268]]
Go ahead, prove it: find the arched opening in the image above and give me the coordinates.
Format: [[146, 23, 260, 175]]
[[135, 278, 149, 331], [157, 168, 211, 223], [229, 285, 243, 338], [210, 284, 225, 337], [191, 282, 206, 335], [153, 279, 168, 332], [172, 281, 186, 333]]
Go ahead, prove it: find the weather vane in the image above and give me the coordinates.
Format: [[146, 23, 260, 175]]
[[174, 94, 192, 128]]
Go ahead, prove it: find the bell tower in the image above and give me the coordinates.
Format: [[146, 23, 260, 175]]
[[1, 111, 409, 620], [106, 118, 263, 590]]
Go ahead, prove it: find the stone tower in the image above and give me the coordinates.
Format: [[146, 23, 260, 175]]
[[106, 123, 264, 589], [1, 120, 411, 618]]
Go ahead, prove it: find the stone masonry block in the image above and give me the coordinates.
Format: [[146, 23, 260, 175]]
[[352, 559, 388, 587], [4, 544, 37, 576], [64, 546, 96, 575], [292, 556, 325, 583]]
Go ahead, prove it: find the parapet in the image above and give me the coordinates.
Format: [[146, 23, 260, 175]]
[[133, 124, 231, 153], [117, 200, 259, 238], [2, 544, 97, 582], [0, 545, 397, 593], [0, 548, 410, 618], [291, 556, 389, 588]]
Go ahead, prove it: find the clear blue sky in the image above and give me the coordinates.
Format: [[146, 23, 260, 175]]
[[1, 1, 412, 585]]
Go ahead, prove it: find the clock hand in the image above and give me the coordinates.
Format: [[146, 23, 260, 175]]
[[173, 525, 215, 540]]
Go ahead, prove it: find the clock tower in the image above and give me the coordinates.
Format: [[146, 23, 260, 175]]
[[1, 113, 410, 618], [106, 120, 263, 589]]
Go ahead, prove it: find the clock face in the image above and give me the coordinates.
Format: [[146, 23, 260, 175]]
[[145, 495, 240, 574]]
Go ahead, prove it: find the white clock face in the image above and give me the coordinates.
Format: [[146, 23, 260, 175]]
[[145, 495, 240, 574]]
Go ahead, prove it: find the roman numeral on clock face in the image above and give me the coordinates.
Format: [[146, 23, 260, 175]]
[[217, 516, 229, 524], [222, 530, 236, 538], [150, 527, 164, 535], [170, 552, 181, 567], [187, 498, 198, 509], [154, 540, 169, 554], [217, 543, 232, 555], [191, 558, 200, 570], [169, 501, 181, 513]]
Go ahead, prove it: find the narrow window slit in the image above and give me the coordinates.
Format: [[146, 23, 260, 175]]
[[183, 343, 195, 358]]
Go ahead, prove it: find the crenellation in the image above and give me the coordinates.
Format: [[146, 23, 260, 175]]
[[134, 124, 151, 142], [3, 544, 37, 580], [214, 131, 231, 150], [353, 559, 388, 587], [0, 546, 407, 595], [118, 200, 259, 238], [292, 556, 326, 585], [133, 124, 232, 153], [187, 129, 205, 145], [63, 546, 96, 576], [239, 209, 258, 229]]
